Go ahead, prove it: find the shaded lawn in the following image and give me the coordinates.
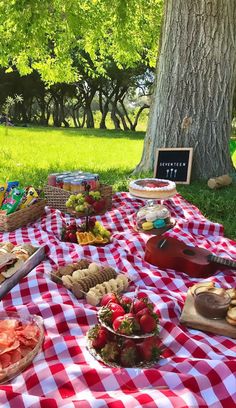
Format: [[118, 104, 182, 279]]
[[0, 126, 235, 240]]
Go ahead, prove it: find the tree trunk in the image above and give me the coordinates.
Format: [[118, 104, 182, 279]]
[[135, 0, 236, 179], [85, 104, 94, 128], [131, 104, 149, 131]]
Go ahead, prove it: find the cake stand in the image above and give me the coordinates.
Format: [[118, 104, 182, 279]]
[[129, 192, 176, 235]]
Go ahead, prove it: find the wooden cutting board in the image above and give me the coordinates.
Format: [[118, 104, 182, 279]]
[[180, 290, 236, 339]]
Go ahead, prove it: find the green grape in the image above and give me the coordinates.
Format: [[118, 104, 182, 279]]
[[76, 193, 83, 199], [78, 197, 85, 204], [75, 205, 85, 212], [70, 195, 77, 202], [102, 229, 111, 238], [65, 199, 73, 208]]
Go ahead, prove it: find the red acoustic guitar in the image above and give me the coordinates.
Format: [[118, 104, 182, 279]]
[[145, 236, 236, 278]]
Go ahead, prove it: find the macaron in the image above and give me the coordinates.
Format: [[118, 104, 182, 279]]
[[153, 219, 166, 228], [145, 211, 157, 222], [142, 221, 154, 230]]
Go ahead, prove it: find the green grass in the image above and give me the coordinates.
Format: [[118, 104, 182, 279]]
[[0, 126, 236, 240]]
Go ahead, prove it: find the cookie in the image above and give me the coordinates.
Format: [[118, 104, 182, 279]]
[[142, 221, 153, 231], [58, 265, 74, 276], [190, 281, 214, 296], [227, 307, 236, 321], [226, 316, 236, 326]]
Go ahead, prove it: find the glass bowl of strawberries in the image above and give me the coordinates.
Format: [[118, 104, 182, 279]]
[[97, 292, 160, 339], [87, 324, 162, 368]]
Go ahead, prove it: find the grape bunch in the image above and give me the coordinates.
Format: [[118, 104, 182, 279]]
[[66, 191, 106, 214]]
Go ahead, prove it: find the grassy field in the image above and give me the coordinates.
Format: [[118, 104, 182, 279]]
[[0, 126, 236, 240]]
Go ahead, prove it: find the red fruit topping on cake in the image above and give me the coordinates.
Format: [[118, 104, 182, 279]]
[[137, 336, 161, 362], [101, 293, 119, 307], [139, 314, 157, 333], [141, 181, 169, 188], [120, 340, 138, 367], [99, 303, 125, 324], [100, 341, 119, 362], [88, 325, 108, 350], [112, 314, 140, 335]]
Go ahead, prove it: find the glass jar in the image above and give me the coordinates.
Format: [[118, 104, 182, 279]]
[[70, 179, 85, 193], [194, 286, 230, 319], [47, 173, 60, 187], [63, 177, 74, 191]]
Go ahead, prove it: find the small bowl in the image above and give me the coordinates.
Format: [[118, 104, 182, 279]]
[[193, 286, 231, 319], [0, 310, 44, 384]]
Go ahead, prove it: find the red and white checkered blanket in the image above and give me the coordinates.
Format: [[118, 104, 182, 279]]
[[0, 192, 236, 408]]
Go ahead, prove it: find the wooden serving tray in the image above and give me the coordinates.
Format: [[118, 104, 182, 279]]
[[180, 290, 236, 339], [0, 246, 45, 300]]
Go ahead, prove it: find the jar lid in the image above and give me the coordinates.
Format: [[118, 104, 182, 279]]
[[63, 177, 74, 182], [71, 179, 85, 185]]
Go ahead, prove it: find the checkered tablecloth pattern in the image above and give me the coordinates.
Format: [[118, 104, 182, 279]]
[[0, 192, 236, 408]]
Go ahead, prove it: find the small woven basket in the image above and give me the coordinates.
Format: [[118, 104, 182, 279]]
[[44, 184, 112, 215], [0, 199, 46, 232]]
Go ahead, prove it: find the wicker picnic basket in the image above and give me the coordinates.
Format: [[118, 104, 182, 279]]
[[0, 200, 46, 232], [44, 184, 112, 215]]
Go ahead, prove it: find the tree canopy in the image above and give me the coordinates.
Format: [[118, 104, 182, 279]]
[[0, 0, 163, 83]]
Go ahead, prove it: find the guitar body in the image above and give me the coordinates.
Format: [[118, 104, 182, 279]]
[[145, 236, 235, 278]]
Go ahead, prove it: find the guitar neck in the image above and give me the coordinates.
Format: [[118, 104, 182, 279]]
[[208, 254, 236, 269]]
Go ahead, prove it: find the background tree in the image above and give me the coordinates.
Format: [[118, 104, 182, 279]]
[[135, 0, 236, 178]]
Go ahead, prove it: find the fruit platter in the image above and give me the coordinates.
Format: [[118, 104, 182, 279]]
[[50, 259, 129, 304], [61, 218, 112, 246], [65, 189, 108, 217], [87, 291, 162, 368], [98, 292, 159, 338], [0, 310, 44, 384]]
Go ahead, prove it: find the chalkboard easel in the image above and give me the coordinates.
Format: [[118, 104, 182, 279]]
[[154, 148, 193, 184]]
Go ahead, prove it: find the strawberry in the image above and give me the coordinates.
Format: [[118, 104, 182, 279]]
[[68, 232, 77, 243], [99, 303, 125, 324], [137, 292, 149, 299], [88, 325, 108, 350], [113, 314, 140, 335], [100, 341, 120, 362], [135, 307, 151, 321], [137, 337, 161, 362], [118, 295, 132, 312], [120, 340, 138, 367], [133, 297, 154, 314], [139, 314, 157, 333], [101, 293, 119, 307]]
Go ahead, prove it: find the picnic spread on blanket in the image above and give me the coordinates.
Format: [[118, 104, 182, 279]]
[[0, 173, 236, 408]]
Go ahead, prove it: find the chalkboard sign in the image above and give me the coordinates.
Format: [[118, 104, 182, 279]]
[[154, 148, 193, 184]]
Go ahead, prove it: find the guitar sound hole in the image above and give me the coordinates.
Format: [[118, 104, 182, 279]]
[[183, 249, 195, 256]]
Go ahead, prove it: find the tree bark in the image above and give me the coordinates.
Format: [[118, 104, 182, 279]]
[[135, 0, 236, 179]]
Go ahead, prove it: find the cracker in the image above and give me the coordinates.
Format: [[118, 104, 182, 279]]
[[190, 281, 214, 296], [0, 274, 5, 284], [227, 307, 236, 321], [226, 288, 236, 300], [226, 316, 236, 326]]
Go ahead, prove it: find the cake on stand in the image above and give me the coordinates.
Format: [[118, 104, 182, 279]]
[[129, 178, 177, 235]]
